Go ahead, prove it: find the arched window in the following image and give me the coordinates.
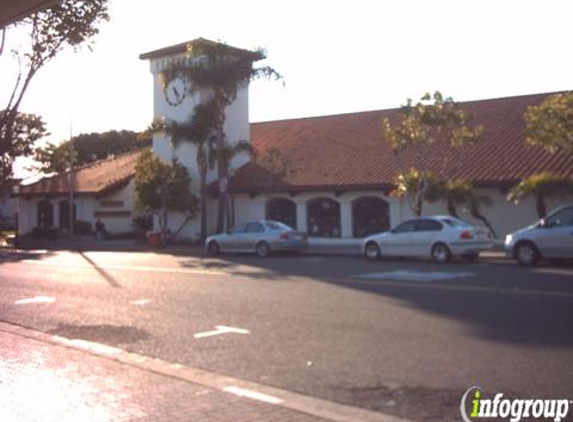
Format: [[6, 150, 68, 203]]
[[59, 200, 77, 229], [37, 200, 54, 227], [266, 198, 297, 229], [352, 196, 390, 237], [307, 197, 341, 237]]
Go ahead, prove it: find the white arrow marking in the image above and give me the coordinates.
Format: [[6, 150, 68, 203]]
[[14, 296, 56, 305], [194, 325, 250, 339]]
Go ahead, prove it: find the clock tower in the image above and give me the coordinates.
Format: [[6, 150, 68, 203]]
[[140, 38, 251, 239]]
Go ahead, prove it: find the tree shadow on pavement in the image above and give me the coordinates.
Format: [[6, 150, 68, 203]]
[[78, 251, 122, 288], [208, 254, 573, 348]]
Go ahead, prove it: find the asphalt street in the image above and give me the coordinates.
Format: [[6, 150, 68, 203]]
[[1, 249, 572, 422]]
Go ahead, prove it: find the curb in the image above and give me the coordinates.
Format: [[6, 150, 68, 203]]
[[0, 321, 413, 422]]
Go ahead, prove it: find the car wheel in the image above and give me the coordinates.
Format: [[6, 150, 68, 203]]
[[207, 241, 220, 256], [432, 243, 451, 264], [365, 242, 381, 261], [515, 241, 539, 266], [256, 241, 270, 258], [461, 253, 479, 263]]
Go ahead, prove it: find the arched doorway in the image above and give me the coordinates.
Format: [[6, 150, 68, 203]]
[[352, 196, 390, 237], [37, 200, 54, 227], [307, 197, 341, 237], [266, 198, 297, 229], [59, 200, 77, 229]]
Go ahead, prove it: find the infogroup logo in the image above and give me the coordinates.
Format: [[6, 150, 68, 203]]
[[460, 387, 571, 422]]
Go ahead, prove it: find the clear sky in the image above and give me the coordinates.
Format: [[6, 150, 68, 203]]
[[2, 0, 572, 176]]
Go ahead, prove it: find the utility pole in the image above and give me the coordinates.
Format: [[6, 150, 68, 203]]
[[68, 123, 74, 237]]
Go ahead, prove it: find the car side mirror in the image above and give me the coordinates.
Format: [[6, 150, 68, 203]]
[[539, 219, 556, 229]]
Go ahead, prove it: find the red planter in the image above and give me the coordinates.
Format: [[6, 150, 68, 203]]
[[146, 231, 162, 248]]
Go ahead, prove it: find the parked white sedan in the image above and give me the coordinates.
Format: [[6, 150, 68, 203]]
[[363, 216, 493, 263], [206, 220, 308, 257]]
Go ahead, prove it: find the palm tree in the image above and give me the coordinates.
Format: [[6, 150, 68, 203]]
[[466, 191, 497, 239], [211, 140, 254, 230], [160, 39, 281, 232], [426, 179, 498, 238], [507, 173, 573, 219], [157, 103, 217, 243], [426, 180, 473, 218]]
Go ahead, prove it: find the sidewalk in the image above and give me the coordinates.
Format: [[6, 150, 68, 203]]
[[0, 322, 406, 422], [3, 235, 508, 259]]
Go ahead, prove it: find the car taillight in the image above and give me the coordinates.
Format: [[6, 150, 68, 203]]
[[460, 231, 474, 240], [279, 232, 289, 240]]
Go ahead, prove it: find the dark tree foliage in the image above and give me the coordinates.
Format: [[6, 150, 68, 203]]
[[35, 130, 152, 173]]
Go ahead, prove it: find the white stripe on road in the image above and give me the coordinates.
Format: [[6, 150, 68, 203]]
[[353, 270, 476, 282], [223, 386, 284, 405], [19, 259, 225, 276], [194, 325, 250, 339], [14, 296, 56, 305]]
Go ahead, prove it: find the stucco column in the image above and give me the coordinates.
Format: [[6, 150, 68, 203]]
[[296, 202, 307, 232], [389, 199, 402, 227], [340, 202, 353, 238]]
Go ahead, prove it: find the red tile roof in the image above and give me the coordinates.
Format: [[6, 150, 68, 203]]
[[19, 149, 145, 197], [230, 92, 573, 193]]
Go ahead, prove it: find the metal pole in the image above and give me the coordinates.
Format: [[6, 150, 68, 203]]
[[68, 123, 74, 237]]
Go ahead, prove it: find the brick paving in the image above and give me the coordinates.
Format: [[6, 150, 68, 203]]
[[0, 329, 329, 422]]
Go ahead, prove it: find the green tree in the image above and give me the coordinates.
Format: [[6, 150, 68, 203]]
[[525, 92, 573, 152], [159, 38, 280, 232], [1, 113, 47, 185], [382, 92, 483, 216], [507, 173, 573, 218], [35, 130, 151, 173], [134, 150, 199, 241], [395, 168, 438, 217], [1, 0, 109, 189]]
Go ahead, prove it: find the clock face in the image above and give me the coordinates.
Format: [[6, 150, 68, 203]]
[[165, 78, 186, 106]]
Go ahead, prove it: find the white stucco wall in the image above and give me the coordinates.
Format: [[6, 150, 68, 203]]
[[232, 191, 401, 238], [17, 180, 138, 235], [406, 188, 573, 238]]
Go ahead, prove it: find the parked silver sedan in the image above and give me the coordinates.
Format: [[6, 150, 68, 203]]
[[363, 216, 493, 263], [504, 204, 573, 265], [206, 220, 309, 257]]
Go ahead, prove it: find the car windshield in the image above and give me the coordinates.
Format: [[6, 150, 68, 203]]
[[265, 221, 293, 231], [441, 218, 472, 228]]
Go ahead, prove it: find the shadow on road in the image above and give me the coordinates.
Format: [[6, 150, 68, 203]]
[[48, 323, 149, 345], [78, 251, 122, 288], [205, 254, 573, 348], [0, 249, 55, 265]]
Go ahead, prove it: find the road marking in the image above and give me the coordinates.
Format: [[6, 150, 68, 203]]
[[131, 299, 152, 306], [18, 259, 226, 276], [353, 270, 476, 282], [14, 296, 56, 305], [194, 325, 250, 339], [223, 386, 284, 405], [533, 268, 573, 276]]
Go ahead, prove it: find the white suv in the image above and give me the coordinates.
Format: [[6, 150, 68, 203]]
[[505, 205, 573, 265]]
